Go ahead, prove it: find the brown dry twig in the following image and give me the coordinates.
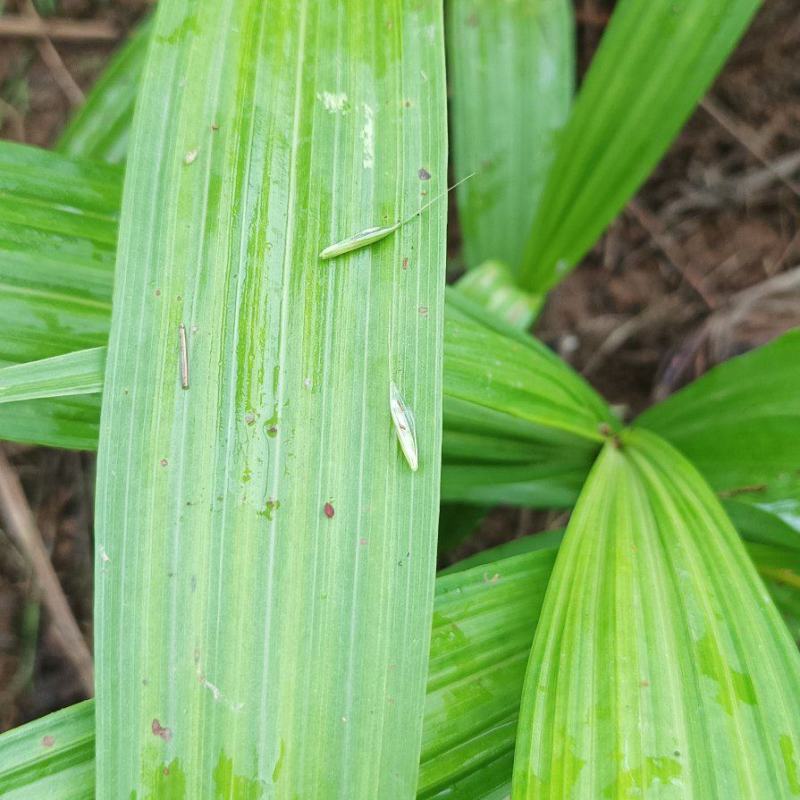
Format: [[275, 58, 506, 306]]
[[701, 96, 800, 199], [627, 199, 717, 309], [0, 14, 118, 42], [19, 1, 85, 108], [0, 447, 93, 695]]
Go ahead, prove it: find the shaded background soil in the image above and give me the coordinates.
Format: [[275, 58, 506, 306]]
[[1, 0, 798, 730]]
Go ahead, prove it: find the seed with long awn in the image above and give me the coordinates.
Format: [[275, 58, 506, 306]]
[[319, 172, 474, 260], [389, 381, 418, 472]]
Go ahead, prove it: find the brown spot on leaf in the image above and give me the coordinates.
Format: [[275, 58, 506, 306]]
[[419, 306, 428, 316], [402, 258, 409, 270], [152, 719, 172, 742], [244, 412, 256, 425], [41, 735, 54, 748], [324, 502, 335, 519], [160, 458, 168, 467], [418, 167, 431, 181]]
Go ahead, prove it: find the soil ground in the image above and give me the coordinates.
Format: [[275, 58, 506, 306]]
[[0, 0, 798, 730]]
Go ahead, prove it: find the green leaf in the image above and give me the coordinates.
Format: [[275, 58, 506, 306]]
[[442, 290, 614, 507], [0, 547, 560, 800], [636, 330, 800, 494], [520, 0, 761, 292], [420, 547, 558, 799], [447, 0, 573, 272], [513, 427, 800, 798], [0, 700, 93, 800], [94, 2, 447, 796], [440, 528, 565, 575], [0, 141, 117, 449], [56, 18, 152, 164], [0, 347, 105, 404], [455, 260, 543, 330]]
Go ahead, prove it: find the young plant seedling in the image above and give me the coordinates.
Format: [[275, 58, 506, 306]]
[[319, 173, 474, 260]]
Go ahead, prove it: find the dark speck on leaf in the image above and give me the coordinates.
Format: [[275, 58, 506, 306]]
[[41, 735, 54, 748], [402, 258, 409, 269], [418, 168, 431, 181], [324, 502, 335, 519], [151, 719, 172, 742], [160, 458, 168, 467]]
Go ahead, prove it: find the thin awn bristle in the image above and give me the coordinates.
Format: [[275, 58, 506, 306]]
[[319, 171, 475, 260]]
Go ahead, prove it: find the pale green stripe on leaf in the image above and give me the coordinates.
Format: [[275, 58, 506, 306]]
[[447, 0, 574, 271], [0, 347, 105, 404], [94, 1, 447, 797], [520, 0, 761, 292], [513, 427, 800, 798]]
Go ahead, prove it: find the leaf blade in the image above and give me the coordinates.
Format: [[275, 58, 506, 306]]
[[636, 330, 800, 493], [513, 428, 800, 797], [520, 0, 761, 291], [447, 0, 574, 271], [94, 2, 447, 796], [0, 347, 105, 404]]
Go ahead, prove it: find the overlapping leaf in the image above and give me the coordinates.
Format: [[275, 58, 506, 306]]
[[56, 18, 152, 164], [513, 428, 800, 798], [442, 290, 615, 507], [520, 0, 761, 292], [94, 1, 447, 796], [0, 701, 93, 800], [637, 330, 800, 494], [0, 142, 117, 449], [447, 0, 573, 273], [0, 348, 104, 404]]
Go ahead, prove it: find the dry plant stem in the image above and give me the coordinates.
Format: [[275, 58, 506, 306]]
[[0, 448, 94, 695], [701, 96, 800, 199], [627, 199, 717, 309], [582, 295, 685, 377], [0, 15, 118, 41], [22, 0, 85, 107]]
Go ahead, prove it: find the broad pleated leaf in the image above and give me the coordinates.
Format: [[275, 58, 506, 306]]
[[0, 700, 93, 800], [637, 330, 800, 494], [513, 428, 800, 798], [56, 19, 151, 164], [0, 348, 105, 404], [442, 290, 614, 507], [95, 1, 447, 796], [0, 142, 117, 449], [420, 546, 558, 799], [447, 0, 573, 272], [455, 260, 542, 330], [0, 547, 560, 800], [520, 0, 761, 292]]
